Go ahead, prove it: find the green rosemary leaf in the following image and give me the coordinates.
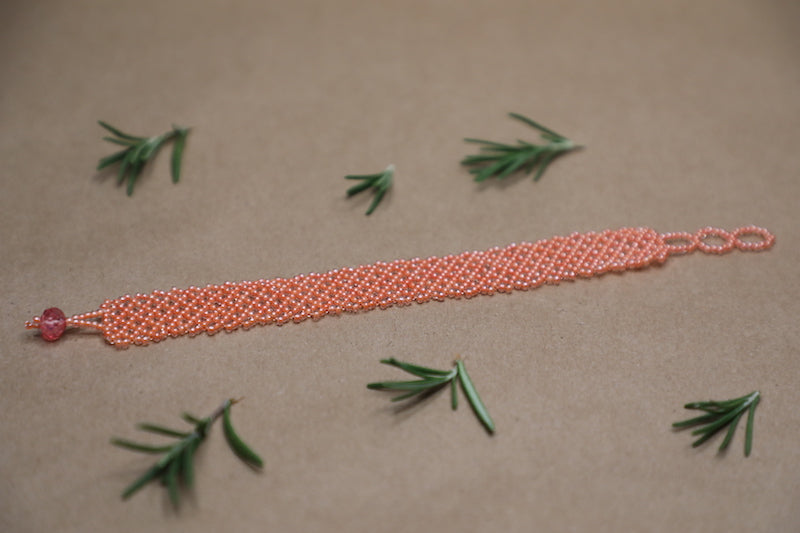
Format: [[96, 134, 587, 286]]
[[222, 402, 264, 468], [532, 151, 556, 182], [180, 442, 196, 488], [744, 396, 759, 457], [716, 393, 756, 407], [116, 157, 130, 185], [463, 138, 515, 149], [98, 121, 145, 141], [153, 443, 186, 470], [126, 166, 139, 196], [508, 112, 565, 139], [689, 407, 745, 437], [671, 412, 721, 428], [482, 144, 532, 154], [684, 395, 750, 410], [379, 357, 453, 378], [461, 154, 505, 166], [171, 131, 187, 183], [682, 403, 726, 413], [346, 180, 375, 197], [472, 161, 508, 182], [497, 152, 533, 179], [345, 173, 383, 181], [484, 160, 516, 180], [451, 376, 458, 411], [683, 401, 713, 409], [365, 187, 387, 216], [367, 377, 451, 392], [137, 423, 191, 439], [103, 136, 137, 147], [370, 378, 451, 400], [165, 456, 180, 508], [121, 464, 163, 500], [182, 412, 203, 425], [718, 410, 745, 452], [690, 426, 727, 449], [110, 438, 174, 454], [97, 149, 128, 171], [456, 360, 495, 434], [389, 389, 430, 402]]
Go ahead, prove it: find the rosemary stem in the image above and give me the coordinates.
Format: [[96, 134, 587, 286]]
[[207, 398, 237, 425]]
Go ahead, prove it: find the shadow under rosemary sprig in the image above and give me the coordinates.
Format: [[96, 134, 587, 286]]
[[111, 398, 263, 509], [367, 357, 495, 434], [673, 391, 760, 457], [461, 112, 580, 182], [97, 121, 190, 195]]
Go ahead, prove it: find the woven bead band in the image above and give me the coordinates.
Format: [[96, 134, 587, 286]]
[[26, 226, 774, 347]]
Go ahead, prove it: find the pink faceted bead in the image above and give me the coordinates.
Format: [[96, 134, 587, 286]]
[[40, 307, 67, 341]]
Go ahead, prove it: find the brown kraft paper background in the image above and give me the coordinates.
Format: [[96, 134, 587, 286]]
[[1, 1, 799, 532]]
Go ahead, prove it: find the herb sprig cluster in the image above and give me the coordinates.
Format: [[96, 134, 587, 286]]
[[344, 163, 394, 215], [97, 121, 190, 195], [112, 398, 262, 508], [673, 391, 760, 456], [461, 112, 580, 182], [367, 357, 495, 434]]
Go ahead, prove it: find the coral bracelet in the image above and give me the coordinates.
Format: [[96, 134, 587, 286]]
[[26, 226, 774, 348]]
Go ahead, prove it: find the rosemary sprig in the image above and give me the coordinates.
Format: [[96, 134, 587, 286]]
[[111, 398, 263, 508], [461, 112, 580, 182], [673, 391, 760, 456], [345, 163, 394, 215], [97, 121, 190, 195], [367, 357, 495, 434]]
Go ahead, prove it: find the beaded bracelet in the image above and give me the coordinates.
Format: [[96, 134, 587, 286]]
[[26, 226, 774, 348]]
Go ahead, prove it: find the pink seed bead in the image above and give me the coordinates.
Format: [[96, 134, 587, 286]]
[[40, 307, 67, 341]]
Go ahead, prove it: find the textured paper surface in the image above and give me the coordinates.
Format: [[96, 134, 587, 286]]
[[1, 1, 799, 532]]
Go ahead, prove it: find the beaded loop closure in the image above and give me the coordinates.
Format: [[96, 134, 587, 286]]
[[661, 225, 774, 255], [26, 226, 774, 347]]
